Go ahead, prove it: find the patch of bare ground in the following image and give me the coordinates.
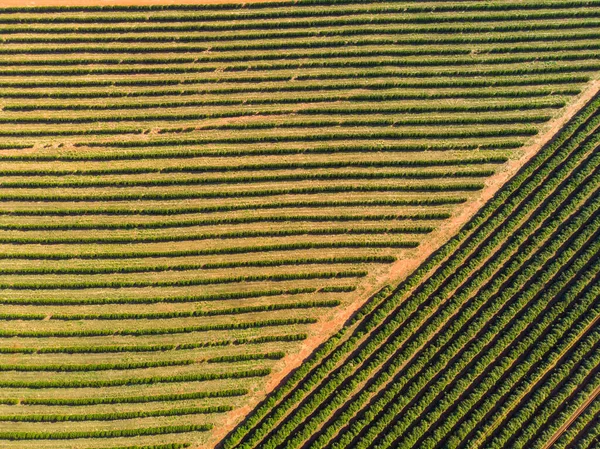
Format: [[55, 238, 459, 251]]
[[203, 80, 600, 448]]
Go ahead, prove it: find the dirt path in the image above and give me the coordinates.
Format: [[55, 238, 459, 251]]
[[540, 383, 600, 449], [0, 0, 284, 6]]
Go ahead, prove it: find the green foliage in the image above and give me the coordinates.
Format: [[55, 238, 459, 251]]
[[0, 287, 316, 306], [0, 425, 212, 440], [0, 270, 367, 290], [0, 406, 231, 422], [207, 352, 286, 363], [0, 319, 317, 338], [51, 300, 341, 320], [20, 389, 248, 406], [0, 369, 270, 389]]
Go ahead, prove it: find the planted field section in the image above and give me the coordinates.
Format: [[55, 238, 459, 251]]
[[0, 0, 599, 448], [222, 91, 600, 449]]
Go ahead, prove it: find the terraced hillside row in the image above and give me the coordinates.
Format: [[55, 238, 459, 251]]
[[222, 89, 600, 449], [0, 0, 599, 448]]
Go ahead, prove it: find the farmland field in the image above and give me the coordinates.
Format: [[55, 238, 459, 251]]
[[0, 1, 598, 448]]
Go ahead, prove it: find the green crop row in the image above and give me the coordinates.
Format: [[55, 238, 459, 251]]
[[0, 46, 533, 65], [0, 211, 450, 228], [96, 445, 190, 449], [0, 170, 494, 190], [0, 318, 318, 338], [50, 300, 341, 320], [0, 287, 316, 306], [0, 209, 454, 224], [207, 352, 285, 363], [0, 157, 507, 177], [0, 0, 594, 13], [0, 368, 270, 389], [0, 424, 212, 440], [0, 184, 486, 203], [0, 313, 44, 320], [194, 117, 548, 130], [8, 28, 600, 47], [0, 45, 584, 70], [0, 257, 394, 276], [19, 388, 248, 406], [8, 40, 594, 60], [81, 130, 534, 148], [12, 89, 570, 115], [0, 3, 599, 25], [0, 226, 432, 246], [0, 143, 29, 149], [0, 129, 140, 137], [0, 67, 583, 89], [0, 102, 561, 125], [235, 334, 307, 346], [0, 334, 307, 354], [0, 93, 570, 113], [0, 75, 584, 99], [0, 270, 367, 290], [0, 48, 469, 64], [0, 142, 521, 162], [0, 70, 580, 93], [2, 37, 596, 58], [320, 286, 356, 293], [0, 241, 416, 261], [0, 359, 195, 372], [294, 64, 599, 83], [0, 405, 231, 422]]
